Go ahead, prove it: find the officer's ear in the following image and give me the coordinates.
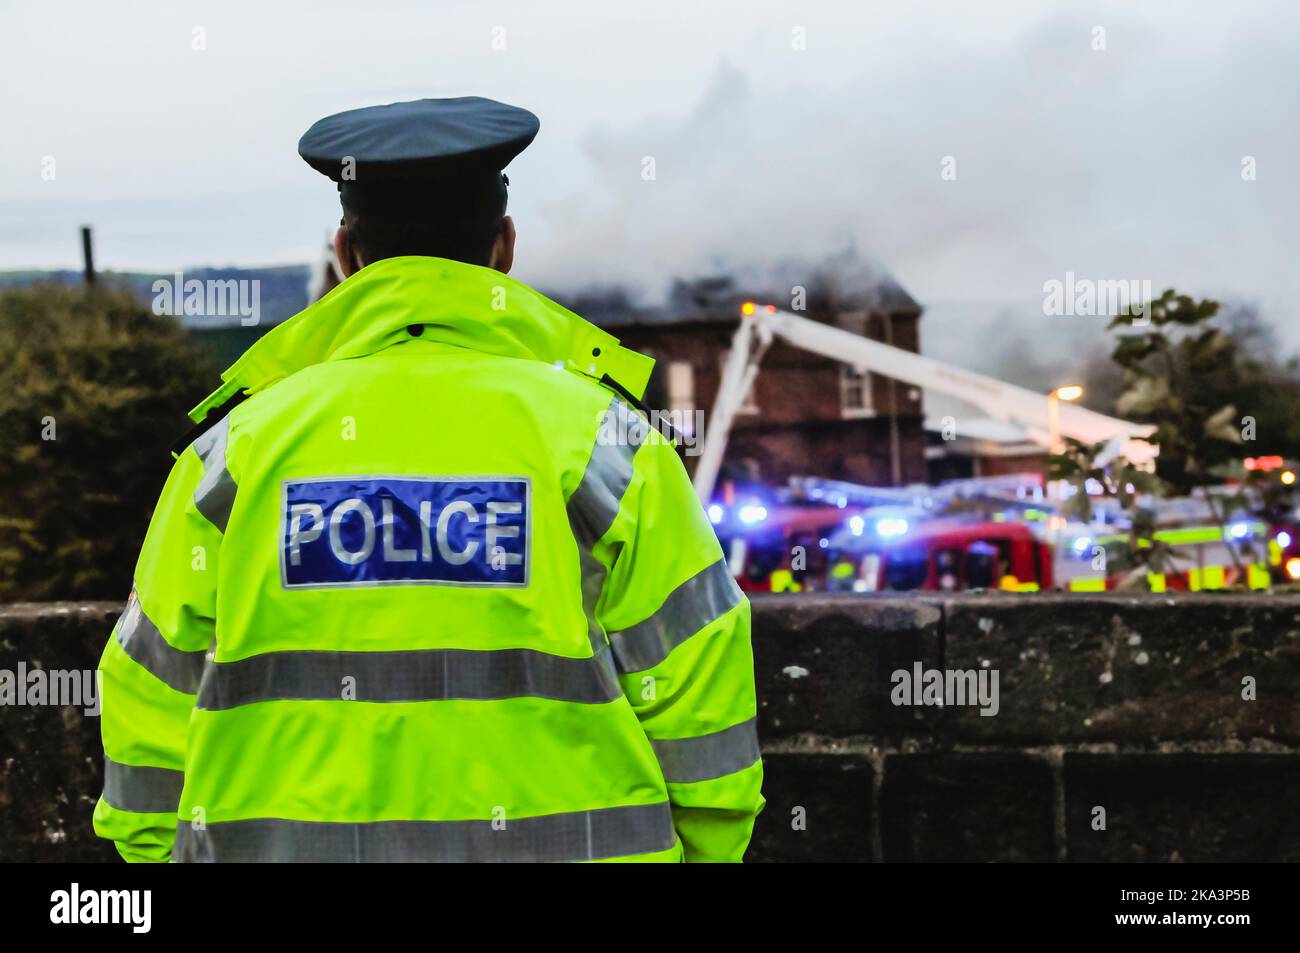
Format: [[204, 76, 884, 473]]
[[334, 224, 362, 278], [489, 215, 515, 275]]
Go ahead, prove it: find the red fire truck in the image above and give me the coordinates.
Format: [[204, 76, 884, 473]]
[[713, 502, 858, 592], [826, 518, 1054, 592]]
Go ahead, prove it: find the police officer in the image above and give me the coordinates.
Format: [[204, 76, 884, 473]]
[[94, 97, 764, 862]]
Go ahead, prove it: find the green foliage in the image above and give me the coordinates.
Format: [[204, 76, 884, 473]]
[[1108, 289, 1247, 494], [1048, 437, 1173, 581], [1062, 289, 1300, 587], [0, 283, 216, 600], [1047, 436, 1163, 518]]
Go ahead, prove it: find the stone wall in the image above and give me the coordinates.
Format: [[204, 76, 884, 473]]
[[3, 594, 1298, 862], [0, 603, 120, 862], [747, 592, 1300, 862]]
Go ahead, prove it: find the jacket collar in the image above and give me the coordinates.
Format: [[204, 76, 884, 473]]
[[188, 256, 655, 423]]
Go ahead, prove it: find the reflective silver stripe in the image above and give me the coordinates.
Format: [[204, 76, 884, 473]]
[[196, 645, 622, 710], [563, 399, 637, 652], [578, 548, 608, 654], [566, 398, 650, 549], [173, 801, 676, 862], [192, 416, 237, 532], [567, 399, 651, 653], [650, 717, 760, 784], [102, 757, 184, 814], [609, 558, 744, 673], [115, 597, 206, 694]]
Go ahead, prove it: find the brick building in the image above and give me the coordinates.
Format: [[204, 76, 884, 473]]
[[924, 415, 1048, 483], [561, 268, 929, 488]]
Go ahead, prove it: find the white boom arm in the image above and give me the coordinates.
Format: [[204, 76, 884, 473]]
[[693, 307, 1156, 503]]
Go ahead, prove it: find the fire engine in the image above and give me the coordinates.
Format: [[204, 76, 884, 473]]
[[694, 302, 1293, 593], [706, 482, 859, 592], [692, 303, 1156, 505], [826, 516, 1053, 592]]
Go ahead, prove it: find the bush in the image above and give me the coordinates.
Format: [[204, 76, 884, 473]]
[[0, 283, 216, 600]]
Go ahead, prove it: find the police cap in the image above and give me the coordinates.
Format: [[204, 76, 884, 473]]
[[298, 97, 540, 219]]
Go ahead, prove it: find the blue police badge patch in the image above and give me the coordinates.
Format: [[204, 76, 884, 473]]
[[280, 476, 530, 589]]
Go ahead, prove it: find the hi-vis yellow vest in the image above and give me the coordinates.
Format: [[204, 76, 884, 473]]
[[94, 256, 763, 862]]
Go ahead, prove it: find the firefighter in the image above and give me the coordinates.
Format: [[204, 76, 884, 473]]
[[94, 97, 764, 862]]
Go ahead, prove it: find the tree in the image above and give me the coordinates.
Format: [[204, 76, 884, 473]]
[[1050, 289, 1297, 586], [1108, 290, 1243, 493], [0, 283, 216, 600]]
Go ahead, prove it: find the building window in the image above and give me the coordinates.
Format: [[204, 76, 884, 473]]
[[840, 365, 874, 418], [667, 361, 696, 436], [668, 361, 694, 411], [719, 351, 759, 415]]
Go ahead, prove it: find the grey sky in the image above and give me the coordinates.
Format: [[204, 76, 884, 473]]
[[2, 1, 1296, 347]]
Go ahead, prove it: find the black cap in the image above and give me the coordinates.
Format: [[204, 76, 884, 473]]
[[298, 97, 540, 219]]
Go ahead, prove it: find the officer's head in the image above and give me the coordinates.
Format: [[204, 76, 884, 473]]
[[332, 177, 516, 277], [298, 97, 538, 279]]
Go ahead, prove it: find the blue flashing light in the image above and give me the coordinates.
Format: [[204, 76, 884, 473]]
[[737, 504, 768, 525], [1277, 530, 1293, 549], [707, 504, 724, 525], [1229, 521, 1251, 540], [848, 515, 866, 536], [876, 517, 909, 538]]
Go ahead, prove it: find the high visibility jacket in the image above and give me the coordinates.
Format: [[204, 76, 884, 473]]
[[93, 256, 764, 862]]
